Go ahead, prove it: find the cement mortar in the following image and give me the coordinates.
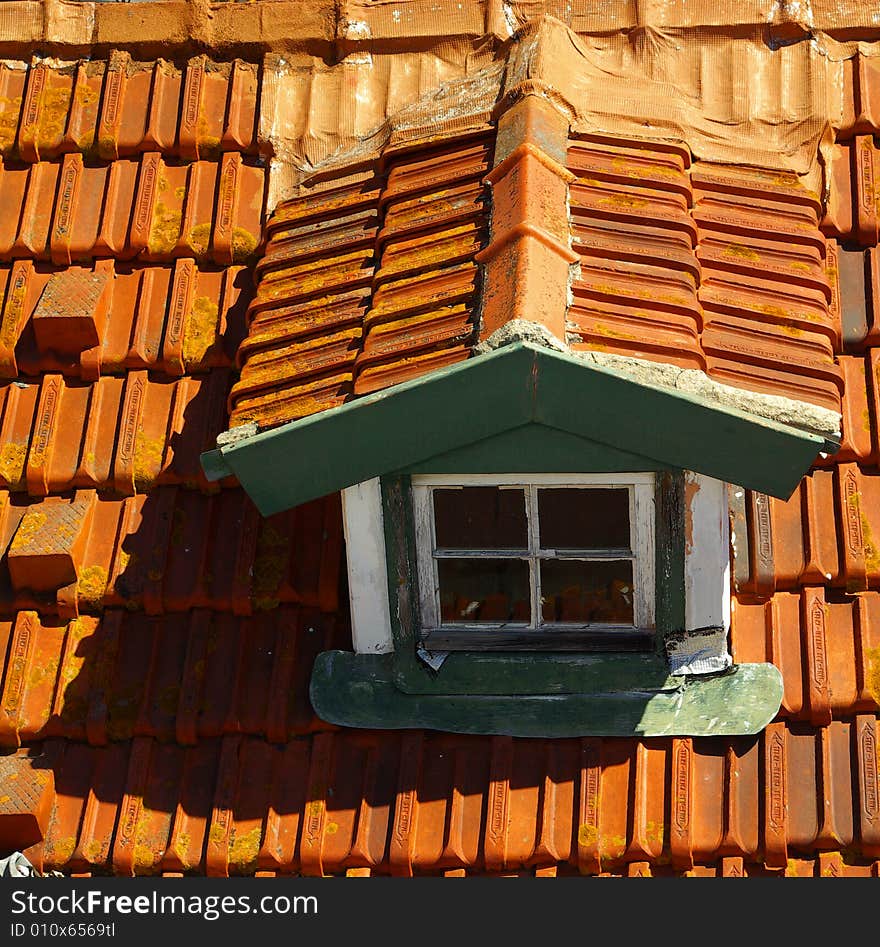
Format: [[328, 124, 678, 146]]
[[476, 319, 842, 440]]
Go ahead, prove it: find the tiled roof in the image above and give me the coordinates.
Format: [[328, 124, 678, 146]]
[[4, 721, 880, 876], [0, 6, 879, 878], [229, 130, 493, 429], [232, 130, 844, 433]]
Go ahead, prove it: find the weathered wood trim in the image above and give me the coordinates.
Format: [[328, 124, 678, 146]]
[[342, 479, 393, 655], [655, 470, 686, 653], [421, 628, 653, 651]]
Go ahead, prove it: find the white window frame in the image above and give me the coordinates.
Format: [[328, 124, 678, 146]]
[[410, 473, 656, 637], [341, 471, 730, 674]]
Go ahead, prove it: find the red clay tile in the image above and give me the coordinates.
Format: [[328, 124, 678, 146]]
[[7, 492, 95, 595], [0, 606, 345, 748], [17, 62, 73, 163], [30, 267, 109, 354], [854, 136, 879, 247], [0, 723, 867, 874], [825, 355, 874, 465], [839, 53, 880, 139], [822, 143, 854, 239], [0, 750, 53, 855], [0, 63, 26, 158]]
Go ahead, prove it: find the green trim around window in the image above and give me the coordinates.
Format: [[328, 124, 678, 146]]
[[201, 342, 829, 516], [306, 469, 786, 736]]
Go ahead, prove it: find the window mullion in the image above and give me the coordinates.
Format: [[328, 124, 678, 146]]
[[528, 484, 540, 630]]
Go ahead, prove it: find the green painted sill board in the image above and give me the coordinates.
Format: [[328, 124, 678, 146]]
[[309, 651, 784, 738]]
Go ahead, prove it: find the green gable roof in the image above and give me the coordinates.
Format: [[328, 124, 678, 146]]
[[202, 342, 828, 516]]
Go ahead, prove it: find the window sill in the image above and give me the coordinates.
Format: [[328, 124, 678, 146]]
[[309, 651, 784, 738], [421, 627, 654, 651]]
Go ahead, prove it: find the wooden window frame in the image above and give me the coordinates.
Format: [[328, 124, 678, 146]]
[[410, 473, 656, 652]]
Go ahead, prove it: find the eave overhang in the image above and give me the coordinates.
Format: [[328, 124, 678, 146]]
[[202, 341, 829, 515]]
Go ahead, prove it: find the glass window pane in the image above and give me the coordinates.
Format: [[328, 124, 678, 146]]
[[537, 487, 630, 550], [437, 558, 530, 623], [433, 487, 527, 550], [540, 560, 634, 624]]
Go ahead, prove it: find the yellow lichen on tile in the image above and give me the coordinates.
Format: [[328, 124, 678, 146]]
[[10, 511, 48, 550], [133, 430, 165, 491], [36, 82, 72, 149], [229, 826, 262, 873], [148, 195, 183, 256], [0, 94, 22, 152], [232, 228, 258, 263], [172, 830, 193, 870], [0, 442, 28, 489], [77, 565, 108, 609], [182, 295, 219, 367], [866, 646, 880, 709], [187, 222, 212, 259]]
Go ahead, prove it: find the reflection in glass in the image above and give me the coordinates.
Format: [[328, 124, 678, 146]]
[[538, 488, 630, 550], [540, 559, 634, 624], [438, 558, 530, 623], [433, 487, 527, 550]]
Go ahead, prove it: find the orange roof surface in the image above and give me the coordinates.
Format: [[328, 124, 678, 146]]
[[0, 1, 879, 878]]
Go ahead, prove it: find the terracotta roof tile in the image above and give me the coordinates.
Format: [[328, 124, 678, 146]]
[[0, 489, 342, 619], [0, 606, 345, 750], [0, 259, 249, 379], [0, 371, 230, 496], [230, 131, 492, 428], [0, 55, 260, 165], [1, 721, 876, 875], [839, 52, 880, 140]]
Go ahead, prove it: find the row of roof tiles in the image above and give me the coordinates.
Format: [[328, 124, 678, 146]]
[[234, 129, 860, 431], [229, 132, 494, 428], [0, 488, 342, 619], [3, 720, 877, 875], [0, 585, 874, 751], [0, 606, 344, 750], [733, 463, 880, 595], [0, 260, 249, 379], [0, 151, 265, 266], [568, 137, 843, 413], [0, 56, 260, 164], [0, 370, 231, 495]]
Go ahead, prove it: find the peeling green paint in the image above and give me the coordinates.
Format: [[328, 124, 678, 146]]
[[309, 652, 785, 737]]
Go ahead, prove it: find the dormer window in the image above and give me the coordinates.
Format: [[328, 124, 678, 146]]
[[412, 474, 655, 652], [203, 338, 826, 736]]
